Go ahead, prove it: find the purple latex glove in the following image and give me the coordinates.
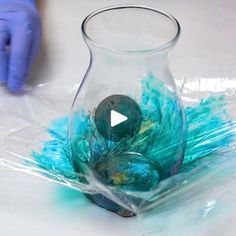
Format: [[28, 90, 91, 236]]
[[0, 0, 41, 92]]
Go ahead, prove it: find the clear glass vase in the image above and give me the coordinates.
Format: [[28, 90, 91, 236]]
[[69, 5, 186, 216]]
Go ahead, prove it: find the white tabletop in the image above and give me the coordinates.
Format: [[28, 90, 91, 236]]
[[0, 0, 236, 235]]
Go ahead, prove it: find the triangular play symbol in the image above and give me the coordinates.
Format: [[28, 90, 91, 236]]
[[111, 110, 128, 127]]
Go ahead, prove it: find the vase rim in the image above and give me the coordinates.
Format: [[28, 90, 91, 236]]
[[81, 4, 181, 55]]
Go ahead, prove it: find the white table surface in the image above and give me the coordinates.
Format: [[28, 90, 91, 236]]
[[0, 0, 236, 235]]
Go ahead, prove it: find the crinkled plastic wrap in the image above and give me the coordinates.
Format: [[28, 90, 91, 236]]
[[0, 77, 236, 223]]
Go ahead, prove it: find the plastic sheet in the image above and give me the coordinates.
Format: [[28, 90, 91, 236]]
[[1, 77, 236, 223]]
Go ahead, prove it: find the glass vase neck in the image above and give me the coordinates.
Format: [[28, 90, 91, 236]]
[[82, 5, 181, 55]]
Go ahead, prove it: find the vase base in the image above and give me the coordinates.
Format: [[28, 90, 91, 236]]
[[85, 193, 135, 217]]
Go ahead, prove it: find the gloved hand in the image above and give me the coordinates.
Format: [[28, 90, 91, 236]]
[[0, 0, 41, 92]]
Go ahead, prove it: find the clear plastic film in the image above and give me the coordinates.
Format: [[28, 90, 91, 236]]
[[0, 76, 236, 219]]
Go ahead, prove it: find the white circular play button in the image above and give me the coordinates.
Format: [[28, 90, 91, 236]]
[[110, 110, 128, 128]]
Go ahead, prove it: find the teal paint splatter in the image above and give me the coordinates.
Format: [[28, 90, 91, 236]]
[[32, 117, 76, 179], [32, 76, 236, 215], [32, 96, 235, 178]]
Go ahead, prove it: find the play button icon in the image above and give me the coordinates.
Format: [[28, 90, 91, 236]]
[[94, 95, 142, 142], [110, 110, 128, 127]]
